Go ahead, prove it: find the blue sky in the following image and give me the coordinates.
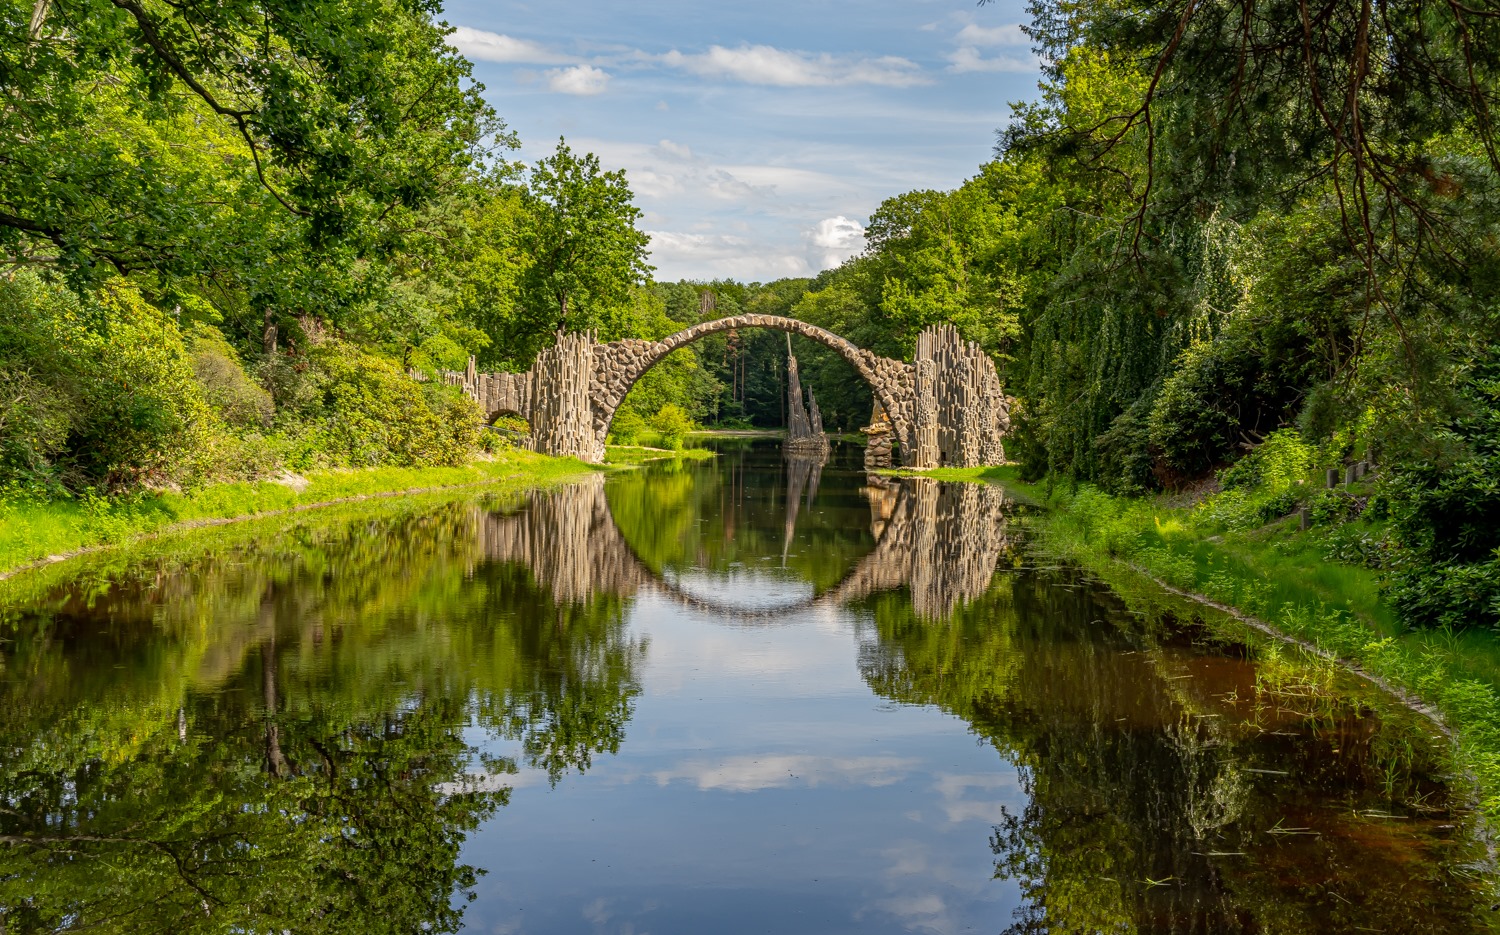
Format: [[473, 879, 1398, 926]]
[[439, 0, 1044, 282]]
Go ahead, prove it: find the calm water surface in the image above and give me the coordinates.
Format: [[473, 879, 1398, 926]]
[[0, 441, 1493, 933]]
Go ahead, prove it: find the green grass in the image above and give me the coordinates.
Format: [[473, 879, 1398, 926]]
[[604, 444, 717, 466], [881, 463, 1021, 483], [0, 447, 595, 578], [944, 470, 1500, 820], [879, 464, 1043, 505]]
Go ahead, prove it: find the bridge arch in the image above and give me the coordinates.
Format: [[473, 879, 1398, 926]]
[[588, 314, 914, 454]]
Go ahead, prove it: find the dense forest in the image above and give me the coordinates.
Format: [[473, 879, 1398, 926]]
[[1, 0, 1497, 627]]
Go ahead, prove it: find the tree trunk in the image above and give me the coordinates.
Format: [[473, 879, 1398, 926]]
[[262, 308, 278, 357], [262, 639, 288, 778]]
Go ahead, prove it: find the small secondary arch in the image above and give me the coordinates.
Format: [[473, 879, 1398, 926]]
[[487, 408, 528, 425]]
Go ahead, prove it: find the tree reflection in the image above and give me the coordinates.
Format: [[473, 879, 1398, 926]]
[[857, 567, 1489, 933], [0, 499, 644, 932]]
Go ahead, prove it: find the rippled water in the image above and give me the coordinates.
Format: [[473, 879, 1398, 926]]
[[0, 440, 1491, 933]]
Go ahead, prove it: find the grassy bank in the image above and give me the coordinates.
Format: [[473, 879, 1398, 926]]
[[0, 448, 594, 579], [605, 444, 717, 466], [917, 465, 1500, 817]]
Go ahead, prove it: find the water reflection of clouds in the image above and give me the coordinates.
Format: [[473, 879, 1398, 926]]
[[653, 753, 919, 792], [873, 892, 949, 929], [663, 567, 815, 612], [631, 593, 857, 691], [434, 767, 553, 796], [932, 772, 1021, 824], [863, 840, 1008, 935]]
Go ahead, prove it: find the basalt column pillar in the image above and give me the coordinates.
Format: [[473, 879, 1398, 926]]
[[530, 331, 605, 462]]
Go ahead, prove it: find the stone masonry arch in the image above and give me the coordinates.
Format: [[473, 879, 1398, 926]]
[[590, 314, 914, 460], [445, 317, 1009, 467]]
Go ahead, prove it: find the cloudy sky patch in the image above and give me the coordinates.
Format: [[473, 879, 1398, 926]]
[[546, 64, 611, 95], [442, 0, 1042, 280]]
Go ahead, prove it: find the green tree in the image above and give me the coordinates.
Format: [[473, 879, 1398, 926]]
[[1, 0, 505, 335], [650, 403, 695, 450], [518, 139, 652, 338]]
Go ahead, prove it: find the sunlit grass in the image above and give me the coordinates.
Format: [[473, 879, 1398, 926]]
[[604, 445, 717, 466]]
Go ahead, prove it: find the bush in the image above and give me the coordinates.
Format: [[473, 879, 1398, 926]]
[[188, 325, 273, 428], [302, 338, 480, 468], [610, 409, 646, 445], [1193, 430, 1316, 531], [1094, 398, 1157, 495], [1148, 341, 1247, 480], [650, 404, 695, 450], [1382, 355, 1500, 629], [0, 272, 218, 493], [0, 366, 71, 497]]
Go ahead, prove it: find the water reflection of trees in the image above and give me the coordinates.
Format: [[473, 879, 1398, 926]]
[[858, 568, 1489, 934], [0, 500, 644, 933]]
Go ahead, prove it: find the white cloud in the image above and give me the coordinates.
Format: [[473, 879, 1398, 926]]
[[721, 164, 848, 196], [947, 46, 1039, 74], [655, 139, 694, 160], [661, 45, 928, 88], [654, 754, 917, 792], [546, 64, 611, 95], [808, 216, 866, 269], [955, 23, 1031, 47], [647, 231, 811, 281], [448, 26, 571, 64]]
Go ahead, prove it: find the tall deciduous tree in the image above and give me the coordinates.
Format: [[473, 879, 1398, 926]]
[[0, 0, 504, 322], [519, 138, 653, 336]]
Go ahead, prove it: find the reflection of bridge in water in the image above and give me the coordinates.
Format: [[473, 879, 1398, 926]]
[[475, 464, 1015, 621]]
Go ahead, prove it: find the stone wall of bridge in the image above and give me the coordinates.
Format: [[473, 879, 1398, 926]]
[[440, 358, 531, 424]]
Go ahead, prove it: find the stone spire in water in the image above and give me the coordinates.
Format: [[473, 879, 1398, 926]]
[[784, 333, 829, 453]]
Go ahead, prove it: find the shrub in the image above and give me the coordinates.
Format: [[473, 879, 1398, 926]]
[[610, 409, 646, 445], [0, 366, 71, 497], [1219, 429, 1315, 495], [303, 338, 480, 468], [1094, 398, 1157, 495], [650, 404, 695, 450], [188, 325, 273, 428], [0, 272, 218, 493], [1382, 355, 1500, 629], [1147, 341, 1247, 480], [1194, 430, 1316, 531]]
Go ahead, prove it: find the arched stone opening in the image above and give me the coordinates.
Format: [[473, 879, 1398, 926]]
[[487, 408, 528, 425], [589, 314, 914, 459]]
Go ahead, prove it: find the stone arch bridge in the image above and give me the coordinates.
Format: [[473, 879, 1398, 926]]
[[441, 315, 1009, 468]]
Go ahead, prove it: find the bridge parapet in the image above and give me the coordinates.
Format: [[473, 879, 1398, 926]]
[[439, 359, 532, 425]]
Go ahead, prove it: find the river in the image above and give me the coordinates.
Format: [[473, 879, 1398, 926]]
[[0, 439, 1491, 933]]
